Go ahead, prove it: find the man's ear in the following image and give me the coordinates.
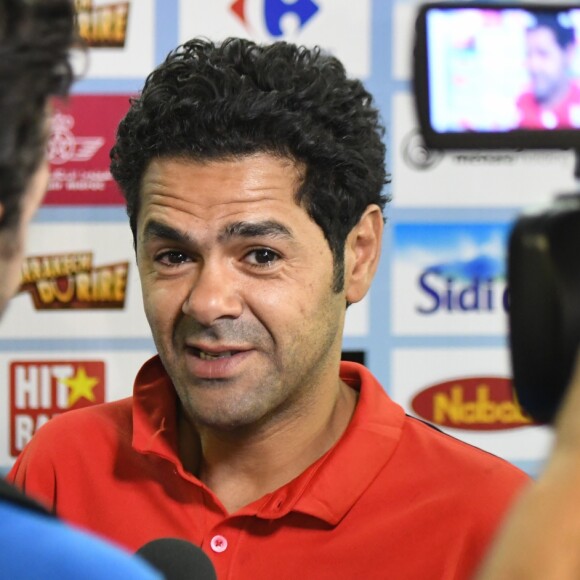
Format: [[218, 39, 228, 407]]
[[343, 204, 383, 304]]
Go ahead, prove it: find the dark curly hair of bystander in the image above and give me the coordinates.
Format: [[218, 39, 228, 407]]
[[0, 0, 75, 231]]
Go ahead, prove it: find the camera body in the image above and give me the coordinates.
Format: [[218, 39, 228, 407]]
[[413, 2, 580, 423], [509, 194, 580, 423]]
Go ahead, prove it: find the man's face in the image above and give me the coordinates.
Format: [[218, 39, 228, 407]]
[[136, 153, 348, 432], [0, 160, 49, 316], [525, 27, 571, 104]]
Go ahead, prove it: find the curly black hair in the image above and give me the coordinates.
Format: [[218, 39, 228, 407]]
[[528, 13, 575, 50], [110, 37, 389, 291], [0, 0, 74, 231]]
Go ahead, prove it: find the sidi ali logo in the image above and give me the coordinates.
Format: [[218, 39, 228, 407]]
[[10, 360, 105, 456], [18, 252, 129, 310], [411, 377, 534, 431], [230, 0, 319, 37]]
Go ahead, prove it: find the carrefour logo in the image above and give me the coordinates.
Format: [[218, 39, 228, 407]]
[[230, 0, 319, 36]]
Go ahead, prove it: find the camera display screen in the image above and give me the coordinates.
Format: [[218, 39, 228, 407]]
[[414, 3, 580, 149]]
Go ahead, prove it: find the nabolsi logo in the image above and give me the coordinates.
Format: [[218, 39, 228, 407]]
[[411, 377, 534, 430], [10, 361, 105, 456], [18, 252, 129, 310]]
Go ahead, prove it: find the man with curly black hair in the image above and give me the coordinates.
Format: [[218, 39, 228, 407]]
[[11, 37, 529, 579], [516, 13, 580, 129], [0, 1, 158, 577]]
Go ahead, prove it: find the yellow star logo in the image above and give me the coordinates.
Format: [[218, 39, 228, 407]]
[[60, 366, 99, 407]]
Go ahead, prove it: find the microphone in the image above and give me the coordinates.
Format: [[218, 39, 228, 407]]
[[136, 538, 217, 580]]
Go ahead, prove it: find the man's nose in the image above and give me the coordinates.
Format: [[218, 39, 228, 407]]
[[181, 260, 244, 326]]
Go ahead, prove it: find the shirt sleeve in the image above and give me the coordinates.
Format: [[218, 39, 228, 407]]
[[7, 423, 61, 510]]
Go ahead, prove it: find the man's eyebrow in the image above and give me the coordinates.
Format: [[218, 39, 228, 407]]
[[141, 220, 193, 244], [219, 221, 294, 242]]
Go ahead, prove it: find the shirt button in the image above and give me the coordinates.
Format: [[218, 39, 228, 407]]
[[210, 535, 228, 553]]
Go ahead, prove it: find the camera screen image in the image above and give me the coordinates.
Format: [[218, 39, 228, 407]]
[[415, 3, 580, 149]]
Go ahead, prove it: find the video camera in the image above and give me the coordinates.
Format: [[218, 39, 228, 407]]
[[413, 2, 580, 423]]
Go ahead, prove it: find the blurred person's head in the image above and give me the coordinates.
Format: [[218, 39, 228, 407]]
[[525, 13, 576, 106], [0, 0, 74, 314]]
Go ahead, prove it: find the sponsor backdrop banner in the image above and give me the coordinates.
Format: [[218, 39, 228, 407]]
[[0, 350, 155, 466], [0, 0, 569, 477], [392, 348, 553, 463], [74, 0, 155, 79], [178, 0, 372, 78], [0, 223, 146, 338], [46, 96, 132, 205], [392, 222, 510, 336]]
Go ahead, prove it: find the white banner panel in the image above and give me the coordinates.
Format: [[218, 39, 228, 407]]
[[178, 0, 372, 78], [392, 94, 577, 207], [0, 223, 150, 339], [73, 0, 155, 79], [392, 222, 510, 336], [344, 295, 369, 337], [392, 347, 553, 463]]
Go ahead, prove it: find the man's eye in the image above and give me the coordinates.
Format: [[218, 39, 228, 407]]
[[156, 251, 189, 266], [247, 249, 279, 266]]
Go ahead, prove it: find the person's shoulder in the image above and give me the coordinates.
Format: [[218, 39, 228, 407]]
[[570, 81, 580, 97], [399, 414, 529, 486], [381, 415, 530, 534], [17, 397, 134, 456], [516, 90, 535, 108], [7, 397, 137, 502], [41, 397, 132, 436]]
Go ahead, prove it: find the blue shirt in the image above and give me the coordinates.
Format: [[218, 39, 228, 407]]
[[0, 482, 159, 579]]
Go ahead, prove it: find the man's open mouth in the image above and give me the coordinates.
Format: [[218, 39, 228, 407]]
[[192, 348, 238, 361]]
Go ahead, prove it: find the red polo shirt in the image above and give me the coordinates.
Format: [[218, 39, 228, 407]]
[[9, 357, 528, 579], [517, 82, 580, 128]]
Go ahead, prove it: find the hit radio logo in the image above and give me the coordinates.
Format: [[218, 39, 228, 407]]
[[10, 361, 105, 456]]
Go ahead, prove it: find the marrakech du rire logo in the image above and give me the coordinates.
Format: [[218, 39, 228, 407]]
[[10, 360, 105, 456], [18, 252, 129, 310], [75, 1, 130, 48], [411, 377, 534, 430]]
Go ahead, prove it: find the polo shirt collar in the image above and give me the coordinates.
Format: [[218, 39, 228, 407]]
[[132, 356, 406, 526], [252, 363, 406, 524], [132, 355, 179, 462]]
